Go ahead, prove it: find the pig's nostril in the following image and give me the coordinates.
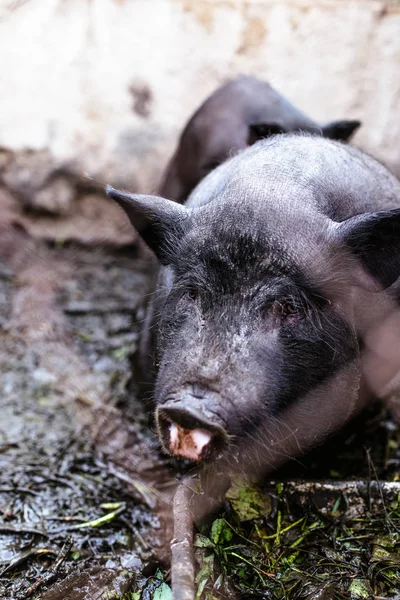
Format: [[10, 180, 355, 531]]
[[168, 422, 212, 461], [156, 403, 227, 462]]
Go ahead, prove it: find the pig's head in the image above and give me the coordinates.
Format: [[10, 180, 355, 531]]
[[107, 135, 400, 473], [160, 117, 361, 203]]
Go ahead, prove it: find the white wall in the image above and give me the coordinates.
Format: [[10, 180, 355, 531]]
[[0, 0, 399, 197]]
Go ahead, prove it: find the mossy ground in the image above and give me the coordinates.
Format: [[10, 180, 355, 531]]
[[193, 407, 400, 599]]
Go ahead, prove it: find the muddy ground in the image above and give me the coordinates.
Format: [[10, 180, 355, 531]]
[[0, 192, 180, 599], [1, 188, 400, 599]]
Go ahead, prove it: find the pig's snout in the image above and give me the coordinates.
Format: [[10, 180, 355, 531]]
[[156, 389, 228, 462]]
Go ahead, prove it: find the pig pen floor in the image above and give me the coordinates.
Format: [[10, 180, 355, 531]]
[[0, 231, 178, 600], [1, 228, 400, 599]]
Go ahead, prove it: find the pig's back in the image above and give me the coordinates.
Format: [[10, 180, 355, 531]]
[[186, 76, 318, 136], [186, 135, 400, 222]]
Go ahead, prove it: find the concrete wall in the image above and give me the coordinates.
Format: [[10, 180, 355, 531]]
[[0, 0, 399, 238]]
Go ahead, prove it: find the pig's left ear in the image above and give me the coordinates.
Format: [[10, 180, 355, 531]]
[[338, 208, 400, 288], [321, 119, 361, 142], [106, 186, 189, 265], [248, 123, 287, 145]]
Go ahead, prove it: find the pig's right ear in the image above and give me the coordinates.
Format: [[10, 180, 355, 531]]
[[337, 208, 400, 289], [106, 186, 189, 265], [248, 123, 286, 145], [321, 120, 361, 141]]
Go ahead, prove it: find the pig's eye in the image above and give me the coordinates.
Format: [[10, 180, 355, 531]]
[[187, 287, 198, 301], [273, 299, 302, 319], [283, 301, 298, 316]]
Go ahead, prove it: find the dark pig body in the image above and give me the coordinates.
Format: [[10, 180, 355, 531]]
[[160, 76, 361, 203], [108, 135, 400, 474]]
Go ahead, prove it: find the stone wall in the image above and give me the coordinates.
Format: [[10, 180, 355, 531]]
[[0, 0, 399, 240]]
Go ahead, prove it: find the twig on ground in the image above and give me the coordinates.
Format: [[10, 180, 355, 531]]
[[171, 477, 197, 600], [0, 487, 39, 496], [0, 547, 56, 577], [19, 536, 73, 599], [72, 503, 126, 529], [0, 525, 49, 537]]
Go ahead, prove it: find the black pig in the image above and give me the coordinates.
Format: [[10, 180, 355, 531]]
[[107, 135, 400, 473], [160, 76, 361, 203]]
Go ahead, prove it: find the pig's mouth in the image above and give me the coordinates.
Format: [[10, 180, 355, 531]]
[[156, 402, 228, 462]]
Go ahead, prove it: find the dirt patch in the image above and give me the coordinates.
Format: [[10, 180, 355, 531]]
[[129, 83, 153, 119], [0, 150, 137, 247], [237, 15, 266, 55], [173, 0, 215, 32], [0, 224, 177, 599]]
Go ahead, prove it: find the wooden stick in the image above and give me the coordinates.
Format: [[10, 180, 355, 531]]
[[171, 479, 197, 600]]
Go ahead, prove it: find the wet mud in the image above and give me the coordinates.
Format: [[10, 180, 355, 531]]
[[0, 219, 177, 599]]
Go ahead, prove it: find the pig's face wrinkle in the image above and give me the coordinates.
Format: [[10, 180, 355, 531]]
[[174, 231, 296, 292]]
